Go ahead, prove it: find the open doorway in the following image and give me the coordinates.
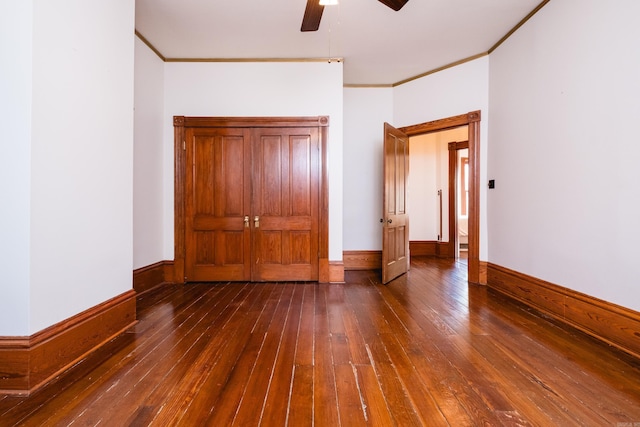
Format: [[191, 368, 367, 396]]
[[408, 126, 468, 259], [457, 148, 470, 257], [450, 142, 469, 259], [399, 111, 481, 284]]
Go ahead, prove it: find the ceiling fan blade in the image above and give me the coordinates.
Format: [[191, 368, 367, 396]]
[[377, 0, 409, 12], [301, 0, 324, 32]]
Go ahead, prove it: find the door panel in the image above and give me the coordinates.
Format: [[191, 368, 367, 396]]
[[185, 128, 251, 281], [252, 127, 319, 281], [185, 125, 320, 282], [382, 123, 410, 284]]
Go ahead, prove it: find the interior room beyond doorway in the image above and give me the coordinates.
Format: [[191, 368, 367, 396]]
[[408, 126, 468, 259]]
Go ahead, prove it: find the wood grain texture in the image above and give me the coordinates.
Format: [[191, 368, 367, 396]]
[[173, 116, 186, 284], [437, 241, 455, 258], [409, 240, 455, 258], [0, 339, 29, 392], [409, 240, 437, 256], [186, 127, 252, 281], [343, 250, 381, 270], [345, 245, 454, 270], [0, 290, 136, 395], [2, 257, 640, 425], [251, 127, 320, 281], [467, 117, 481, 283], [319, 120, 329, 263], [163, 260, 176, 283], [400, 113, 471, 135], [174, 116, 329, 284], [329, 261, 345, 283], [319, 258, 330, 283], [382, 123, 410, 284], [181, 116, 330, 129], [479, 260, 488, 285], [488, 262, 640, 359], [133, 261, 174, 294], [301, 0, 324, 32]]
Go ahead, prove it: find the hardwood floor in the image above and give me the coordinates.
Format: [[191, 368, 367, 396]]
[[2, 256, 640, 426]]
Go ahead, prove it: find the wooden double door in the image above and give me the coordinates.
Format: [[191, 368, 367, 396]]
[[181, 118, 323, 282]]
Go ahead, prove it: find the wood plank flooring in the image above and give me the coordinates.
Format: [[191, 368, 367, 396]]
[[2, 256, 640, 426]]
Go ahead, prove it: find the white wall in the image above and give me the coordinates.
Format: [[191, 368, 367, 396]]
[[163, 61, 344, 260], [343, 87, 393, 250], [409, 135, 439, 241], [393, 57, 489, 260], [28, 0, 135, 333], [0, 1, 33, 336], [458, 148, 469, 244], [134, 38, 165, 269], [409, 127, 468, 242], [488, 0, 640, 311]]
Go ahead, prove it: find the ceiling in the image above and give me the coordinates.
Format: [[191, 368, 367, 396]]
[[135, 0, 544, 86]]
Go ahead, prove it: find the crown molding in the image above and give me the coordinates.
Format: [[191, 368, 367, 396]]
[[134, 0, 551, 88], [135, 30, 166, 61], [164, 57, 343, 63], [489, 0, 551, 54], [392, 52, 489, 87]]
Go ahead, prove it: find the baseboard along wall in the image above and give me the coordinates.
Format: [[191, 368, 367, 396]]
[[133, 260, 175, 294], [487, 263, 640, 360], [343, 243, 454, 271], [343, 250, 382, 270], [0, 291, 137, 395], [344, 250, 639, 359], [4, 258, 636, 395], [409, 241, 454, 257], [0, 260, 177, 396]]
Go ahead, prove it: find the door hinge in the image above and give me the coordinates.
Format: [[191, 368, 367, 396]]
[[183, 140, 186, 151]]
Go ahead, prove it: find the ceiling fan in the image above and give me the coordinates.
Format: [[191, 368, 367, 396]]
[[301, 0, 409, 32]]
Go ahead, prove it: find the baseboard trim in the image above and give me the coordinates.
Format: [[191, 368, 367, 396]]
[[343, 247, 456, 270], [343, 250, 382, 271], [133, 260, 175, 294], [409, 241, 453, 258], [319, 258, 330, 282], [439, 242, 454, 258], [329, 261, 345, 283], [409, 241, 437, 256], [0, 290, 137, 395], [163, 261, 176, 284], [479, 261, 488, 285], [487, 263, 640, 360]]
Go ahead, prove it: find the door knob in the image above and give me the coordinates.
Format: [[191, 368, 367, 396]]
[[244, 216, 249, 228], [254, 216, 260, 228], [387, 219, 393, 224]]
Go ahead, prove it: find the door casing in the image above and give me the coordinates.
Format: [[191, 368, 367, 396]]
[[449, 140, 469, 259], [400, 111, 481, 284]]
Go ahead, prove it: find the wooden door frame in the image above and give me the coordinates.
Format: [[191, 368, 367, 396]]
[[173, 116, 330, 284], [400, 111, 481, 284], [448, 140, 469, 259]]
